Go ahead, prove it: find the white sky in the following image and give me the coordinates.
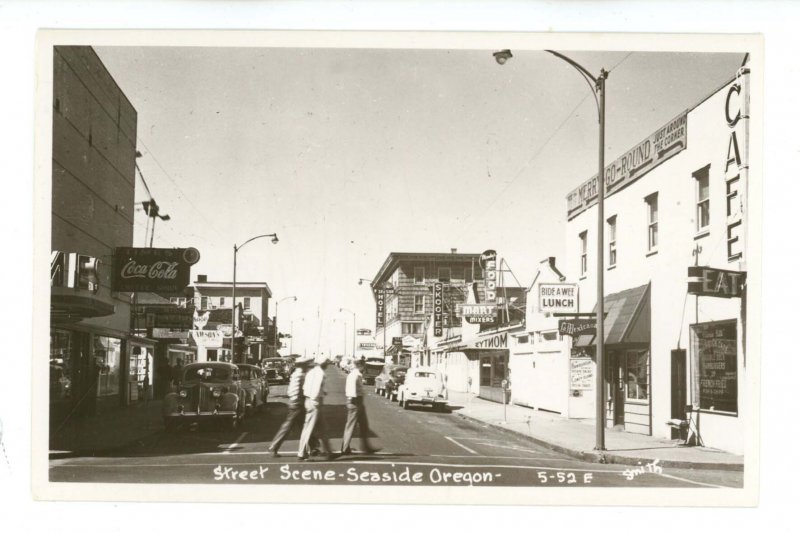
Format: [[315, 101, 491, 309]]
[[94, 46, 743, 354]]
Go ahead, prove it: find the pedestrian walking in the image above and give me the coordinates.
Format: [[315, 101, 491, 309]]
[[341, 359, 377, 455], [296, 355, 331, 461], [267, 356, 314, 457]]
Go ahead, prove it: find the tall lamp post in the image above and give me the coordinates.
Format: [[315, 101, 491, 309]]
[[339, 308, 356, 360], [232, 233, 279, 364], [274, 296, 297, 356], [493, 49, 608, 451]]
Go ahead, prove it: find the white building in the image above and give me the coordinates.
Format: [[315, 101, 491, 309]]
[[563, 64, 751, 453]]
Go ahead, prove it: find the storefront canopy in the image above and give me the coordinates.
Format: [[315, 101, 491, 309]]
[[574, 283, 650, 347]]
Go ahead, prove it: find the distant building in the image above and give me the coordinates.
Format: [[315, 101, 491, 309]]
[[563, 63, 751, 453], [49, 46, 147, 428], [370, 251, 483, 366]]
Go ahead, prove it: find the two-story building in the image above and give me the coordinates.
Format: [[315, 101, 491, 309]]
[[371, 251, 483, 366], [563, 63, 752, 454]]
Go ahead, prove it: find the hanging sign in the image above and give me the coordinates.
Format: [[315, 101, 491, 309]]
[[433, 282, 444, 337], [559, 319, 596, 337], [462, 304, 497, 324], [112, 247, 200, 294], [539, 283, 578, 313], [375, 289, 386, 328], [687, 266, 746, 298], [480, 250, 498, 303], [189, 330, 223, 348], [357, 328, 372, 336]]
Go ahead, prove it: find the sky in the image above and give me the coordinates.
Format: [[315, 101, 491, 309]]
[[93, 46, 744, 355]]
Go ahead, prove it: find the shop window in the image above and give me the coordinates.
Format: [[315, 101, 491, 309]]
[[645, 193, 658, 252], [625, 350, 649, 401], [414, 295, 424, 314], [50, 329, 73, 403], [691, 320, 738, 414], [244, 297, 251, 310], [541, 331, 558, 342], [694, 166, 710, 233], [201, 296, 208, 310], [414, 266, 425, 284], [579, 231, 588, 276], [219, 297, 226, 307], [94, 336, 121, 397], [607, 216, 617, 267]]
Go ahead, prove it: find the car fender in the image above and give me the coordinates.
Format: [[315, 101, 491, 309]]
[[220, 391, 240, 411]]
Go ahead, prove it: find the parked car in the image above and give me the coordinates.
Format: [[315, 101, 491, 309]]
[[262, 357, 289, 383], [162, 362, 246, 431], [397, 367, 448, 412], [374, 364, 408, 401], [237, 363, 269, 413], [362, 358, 385, 386]]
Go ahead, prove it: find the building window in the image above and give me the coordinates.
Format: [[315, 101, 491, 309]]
[[579, 231, 588, 276], [465, 265, 474, 284], [402, 322, 422, 335], [200, 296, 208, 310], [607, 216, 617, 267], [646, 193, 658, 252], [414, 266, 425, 284], [414, 295, 424, 314], [438, 267, 450, 282], [219, 297, 226, 307], [625, 350, 649, 401], [541, 331, 558, 342], [94, 336, 122, 397], [695, 166, 710, 232], [243, 297, 251, 311]]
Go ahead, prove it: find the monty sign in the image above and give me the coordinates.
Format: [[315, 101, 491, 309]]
[[539, 283, 578, 314], [112, 247, 199, 294]]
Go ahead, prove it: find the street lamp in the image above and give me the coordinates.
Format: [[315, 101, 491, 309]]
[[274, 296, 298, 355], [232, 233, 279, 363], [357, 278, 371, 286], [494, 49, 608, 451], [339, 307, 356, 360]]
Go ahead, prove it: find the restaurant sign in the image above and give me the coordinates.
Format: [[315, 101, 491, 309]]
[[539, 283, 578, 314], [189, 329, 224, 348], [462, 304, 497, 325], [558, 319, 596, 337], [112, 247, 200, 294], [567, 112, 688, 219], [687, 266, 746, 298]]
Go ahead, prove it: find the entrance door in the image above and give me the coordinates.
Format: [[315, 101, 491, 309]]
[[612, 351, 625, 427], [671, 349, 687, 419]]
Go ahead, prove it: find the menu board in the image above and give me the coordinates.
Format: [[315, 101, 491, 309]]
[[570, 358, 593, 391], [692, 321, 738, 414]]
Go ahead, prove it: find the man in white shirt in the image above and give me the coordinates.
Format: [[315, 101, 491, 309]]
[[297, 355, 331, 460], [341, 359, 377, 455], [268, 356, 314, 457]]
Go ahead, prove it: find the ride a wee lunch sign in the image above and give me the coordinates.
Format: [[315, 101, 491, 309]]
[[112, 247, 200, 294]]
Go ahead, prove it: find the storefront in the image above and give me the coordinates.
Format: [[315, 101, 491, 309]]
[[128, 337, 157, 403], [445, 328, 519, 403], [573, 284, 652, 435]]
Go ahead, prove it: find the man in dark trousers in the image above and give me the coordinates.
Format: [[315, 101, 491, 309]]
[[340, 359, 377, 455], [268, 356, 314, 457]]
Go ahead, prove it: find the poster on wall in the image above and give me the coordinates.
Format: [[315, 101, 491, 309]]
[[570, 358, 594, 391], [112, 247, 200, 294], [691, 320, 738, 414]]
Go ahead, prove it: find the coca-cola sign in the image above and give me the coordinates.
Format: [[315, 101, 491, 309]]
[[112, 247, 198, 294]]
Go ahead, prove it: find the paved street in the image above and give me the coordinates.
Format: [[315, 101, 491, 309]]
[[50, 367, 742, 488]]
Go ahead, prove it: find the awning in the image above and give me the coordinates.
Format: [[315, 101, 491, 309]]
[[574, 283, 650, 347], [385, 345, 400, 358]]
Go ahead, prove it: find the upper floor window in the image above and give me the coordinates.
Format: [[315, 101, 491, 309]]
[[414, 266, 425, 284], [579, 231, 588, 277], [607, 216, 617, 267], [219, 297, 226, 307], [243, 297, 251, 311], [645, 193, 658, 252], [438, 267, 451, 282], [465, 265, 474, 284], [414, 295, 424, 314], [200, 296, 208, 309], [694, 166, 710, 233], [402, 322, 423, 335]]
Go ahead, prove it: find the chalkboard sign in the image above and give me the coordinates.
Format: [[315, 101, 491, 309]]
[[570, 358, 593, 391], [692, 321, 737, 414]]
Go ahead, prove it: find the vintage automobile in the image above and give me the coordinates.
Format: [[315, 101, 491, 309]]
[[362, 358, 385, 386], [162, 362, 246, 431], [262, 357, 289, 383], [374, 364, 408, 401], [397, 367, 448, 412], [237, 363, 269, 413]]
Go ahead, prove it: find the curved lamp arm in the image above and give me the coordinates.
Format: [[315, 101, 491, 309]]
[[544, 50, 607, 122], [236, 233, 278, 251]]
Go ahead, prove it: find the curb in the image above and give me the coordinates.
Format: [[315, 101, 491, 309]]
[[455, 411, 744, 472]]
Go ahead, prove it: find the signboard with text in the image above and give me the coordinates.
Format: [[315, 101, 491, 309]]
[[570, 358, 593, 391], [112, 247, 199, 294], [189, 330, 224, 348], [688, 266, 746, 298], [691, 320, 738, 414], [461, 304, 497, 325], [567, 112, 688, 219], [558, 319, 596, 337], [433, 282, 444, 337], [539, 283, 578, 314], [357, 328, 373, 336], [375, 289, 386, 328], [480, 250, 498, 303]]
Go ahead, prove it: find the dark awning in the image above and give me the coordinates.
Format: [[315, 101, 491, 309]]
[[574, 283, 650, 347], [385, 345, 400, 357]]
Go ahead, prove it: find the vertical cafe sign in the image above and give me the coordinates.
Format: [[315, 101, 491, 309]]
[[723, 68, 750, 262], [433, 282, 443, 337], [112, 247, 200, 294]]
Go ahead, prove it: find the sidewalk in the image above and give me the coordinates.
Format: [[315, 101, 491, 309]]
[[448, 391, 744, 471], [50, 399, 164, 457]]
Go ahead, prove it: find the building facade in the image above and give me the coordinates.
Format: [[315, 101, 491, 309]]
[[49, 46, 144, 430], [563, 65, 751, 453]]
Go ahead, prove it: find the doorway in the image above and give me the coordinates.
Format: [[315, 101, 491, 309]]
[[611, 351, 625, 427]]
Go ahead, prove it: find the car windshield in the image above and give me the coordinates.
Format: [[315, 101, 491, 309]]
[[413, 372, 438, 379], [264, 360, 283, 368], [182, 365, 232, 383]]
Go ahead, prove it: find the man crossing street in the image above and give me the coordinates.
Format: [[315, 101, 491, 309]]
[[341, 359, 377, 455]]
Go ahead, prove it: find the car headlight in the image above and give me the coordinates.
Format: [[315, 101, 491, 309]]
[[179, 389, 188, 398], [212, 389, 222, 398]]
